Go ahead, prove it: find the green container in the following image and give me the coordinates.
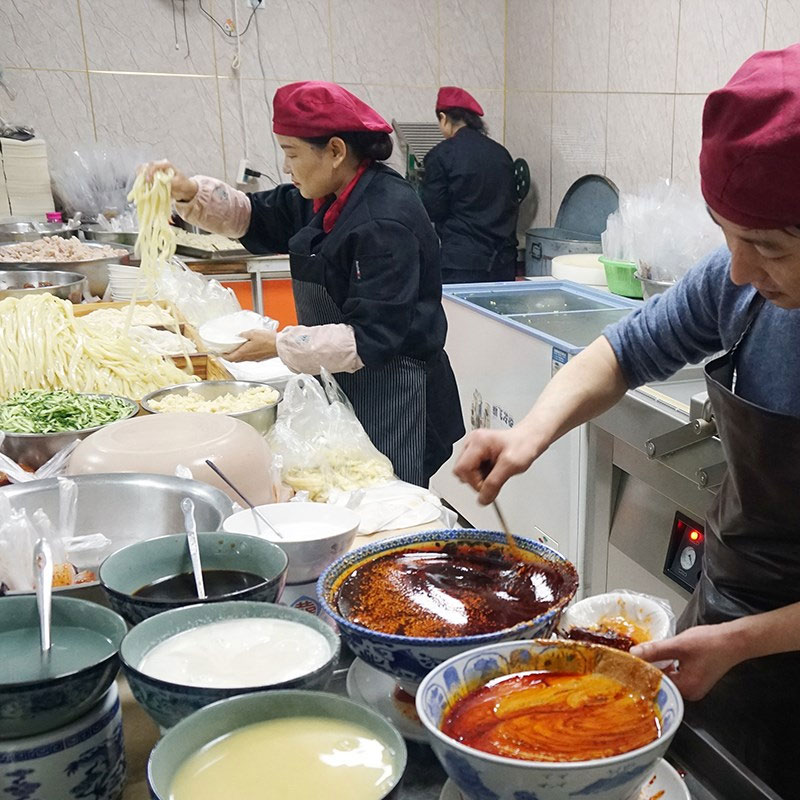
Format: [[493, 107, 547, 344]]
[[599, 256, 643, 299]]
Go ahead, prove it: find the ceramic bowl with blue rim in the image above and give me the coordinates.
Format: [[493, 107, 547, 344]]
[[0, 596, 126, 739], [0, 682, 125, 800], [416, 639, 683, 800], [147, 690, 407, 799], [120, 600, 340, 729], [99, 531, 288, 624], [317, 530, 579, 690]]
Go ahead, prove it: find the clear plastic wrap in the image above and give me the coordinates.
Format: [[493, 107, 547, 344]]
[[602, 181, 724, 281], [267, 371, 394, 502], [154, 259, 240, 327], [51, 145, 149, 220]]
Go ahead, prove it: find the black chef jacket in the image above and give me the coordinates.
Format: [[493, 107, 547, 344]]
[[422, 127, 518, 280], [239, 162, 464, 482]]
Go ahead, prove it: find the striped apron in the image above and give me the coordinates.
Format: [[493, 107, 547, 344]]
[[289, 252, 426, 487]]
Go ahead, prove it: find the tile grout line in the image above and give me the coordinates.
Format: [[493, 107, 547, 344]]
[[75, 0, 97, 142], [604, 0, 612, 178], [762, 0, 769, 49], [328, 0, 335, 81], [670, 0, 683, 181], [502, 0, 508, 145], [549, 0, 555, 225], [212, 0, 227, 180]]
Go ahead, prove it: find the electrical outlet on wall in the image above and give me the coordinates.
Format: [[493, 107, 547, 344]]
[[246, 0, 265, 8], [236, 158, 251, 186]]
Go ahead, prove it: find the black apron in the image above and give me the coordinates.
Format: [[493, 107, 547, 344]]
[[289, 228, 427, 487], [679, 296, 800, 798]]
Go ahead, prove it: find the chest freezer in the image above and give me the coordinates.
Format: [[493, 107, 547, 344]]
[[431, 279, 640, 580]]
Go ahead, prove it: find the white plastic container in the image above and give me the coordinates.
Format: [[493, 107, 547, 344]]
[[551, 253, 608, 288]]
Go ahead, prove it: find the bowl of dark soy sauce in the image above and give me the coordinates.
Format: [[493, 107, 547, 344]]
[[99, 532, 288, 624]]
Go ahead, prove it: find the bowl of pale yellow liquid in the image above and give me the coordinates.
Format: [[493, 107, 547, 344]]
[[147, 689, 407, 799]]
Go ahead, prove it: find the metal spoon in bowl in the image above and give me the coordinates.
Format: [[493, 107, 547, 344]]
[[33, 538, 53, 668], [203, 459, 283, 540], [181, 497, 206, 600]]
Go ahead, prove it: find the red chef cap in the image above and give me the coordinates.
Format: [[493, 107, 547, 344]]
[[272, 81, 391, 138], [700, 44, 800, 229], [436, 86, 484, 117]]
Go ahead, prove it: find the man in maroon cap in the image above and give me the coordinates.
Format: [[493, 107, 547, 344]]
[[454, 45, 800, 796], [142, 81, 464, 487], [421, 87, 519, 284]]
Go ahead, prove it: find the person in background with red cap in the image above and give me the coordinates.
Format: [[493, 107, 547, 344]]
[[454, 44, 800, 797], [421, 87, 518, 284], [141, 81, 464, 487]]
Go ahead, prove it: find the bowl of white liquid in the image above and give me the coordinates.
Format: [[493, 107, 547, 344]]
[[120, 600, 340, 729]]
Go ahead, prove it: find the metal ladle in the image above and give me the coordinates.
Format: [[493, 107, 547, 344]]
[[34, 538, 53, 668], [181, 497, 206, 599], [204, 459, 283, 540]]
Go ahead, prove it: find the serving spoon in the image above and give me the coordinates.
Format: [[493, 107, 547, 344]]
[[34, 538, 53, 671], [204, 459, 283, 540], [181, 497, 206, 599]]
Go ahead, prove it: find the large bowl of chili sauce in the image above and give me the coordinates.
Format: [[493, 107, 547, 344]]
[[416, 639, 683, 800], [316, 530, 578, 689]]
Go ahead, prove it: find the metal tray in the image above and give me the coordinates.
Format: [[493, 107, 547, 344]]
[[175, 243, 249, 259]]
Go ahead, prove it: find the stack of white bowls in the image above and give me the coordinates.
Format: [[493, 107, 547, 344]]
[[108, 263, 146, 301]]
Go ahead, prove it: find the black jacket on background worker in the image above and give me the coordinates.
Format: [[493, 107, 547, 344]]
[[422, 87, 518, 284]]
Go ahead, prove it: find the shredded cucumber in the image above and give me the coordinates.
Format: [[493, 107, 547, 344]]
[[0, 389, 133, 434]]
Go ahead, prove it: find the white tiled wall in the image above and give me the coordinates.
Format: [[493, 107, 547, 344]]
[[505, 0, 798, 231], [1, 0, 796, 230], [0, 0, 505, 188]]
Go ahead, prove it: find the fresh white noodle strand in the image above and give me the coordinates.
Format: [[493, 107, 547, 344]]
[[0, 294, 198, 400]]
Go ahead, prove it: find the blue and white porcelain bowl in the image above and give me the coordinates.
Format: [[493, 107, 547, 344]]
[[317, 530, 579, 690], [121, 601, 340, 729], [0, 682, 125, 800], [416, 639, 683, 800]]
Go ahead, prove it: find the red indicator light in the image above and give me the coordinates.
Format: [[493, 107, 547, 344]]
[[689, 530, 701, 542]]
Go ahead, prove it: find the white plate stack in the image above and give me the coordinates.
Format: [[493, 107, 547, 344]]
[[108, 263, 146, 300], [0, 137, 54, 218]]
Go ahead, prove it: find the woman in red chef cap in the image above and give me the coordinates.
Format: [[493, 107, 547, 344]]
[[454, 45, 800, 797], [142, 81, 464, 487], [421, 87, 519, 284]]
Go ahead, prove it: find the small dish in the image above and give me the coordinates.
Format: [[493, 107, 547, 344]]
[[439, 758, 689, 800], [346, 657, 427, 743]]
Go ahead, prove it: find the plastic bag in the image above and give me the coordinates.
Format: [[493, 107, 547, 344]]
[[602, 180, 723, 281], [0, 436, 79, 484], [154, 259, 240, 327], [267, 371, 394, 502], [51, 145, 149, 220], [327, 480, 455, 535]]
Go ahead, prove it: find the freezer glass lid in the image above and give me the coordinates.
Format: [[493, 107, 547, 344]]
[[453, 287, 611, 315], [508, 308, 632, 347]]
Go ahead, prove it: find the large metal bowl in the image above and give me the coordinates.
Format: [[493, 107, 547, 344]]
[[82, 227, 139, 246], [634, 271, 675, 300], [0, 221, 79, 242], [0, 241, 132, 297], [0, 269, 87, 302], [0, 394, 139, 470], [0, 473, 234, 595], [140, 380, 281, 435]]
